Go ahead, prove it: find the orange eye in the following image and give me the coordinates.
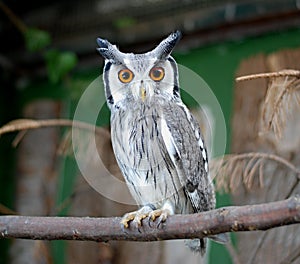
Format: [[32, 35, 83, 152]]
[[149, 67, 165, 82], [118, 69, 134, 83]]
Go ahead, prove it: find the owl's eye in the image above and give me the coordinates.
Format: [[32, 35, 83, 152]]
[[118, 69, 134, 83], [149, 67, 165, 82]]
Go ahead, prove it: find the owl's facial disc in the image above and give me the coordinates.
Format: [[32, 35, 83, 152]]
[[124, 58, 177, 103], [99, 32, 181, 108]]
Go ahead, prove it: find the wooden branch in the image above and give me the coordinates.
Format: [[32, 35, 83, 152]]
[[0, 197, 299, 242], [0, 119, 106, 136], [235, 69, 300, 82]]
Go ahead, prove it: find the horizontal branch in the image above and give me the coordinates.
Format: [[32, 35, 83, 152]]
[[0, 197, 299, 242], [235, 69, 300, 82], [0, 118, 107, 136]]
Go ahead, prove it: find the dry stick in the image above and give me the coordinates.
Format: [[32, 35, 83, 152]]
[[0, 1, 27, 33], [0, 197, 299, 242], [235, 70, 300, 82], [0, 119, 106, 136], [0, 119, 106, 147]]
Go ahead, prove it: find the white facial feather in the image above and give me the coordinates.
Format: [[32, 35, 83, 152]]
[[107, 58, 176, 108]]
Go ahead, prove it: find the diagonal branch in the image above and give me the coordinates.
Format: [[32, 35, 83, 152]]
[[0, 197, 299, 242]]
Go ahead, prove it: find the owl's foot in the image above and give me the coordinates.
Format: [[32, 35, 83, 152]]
[[121, 201, 174, 228], [121, 205, 154, 228], [149, 208, 171, 226]]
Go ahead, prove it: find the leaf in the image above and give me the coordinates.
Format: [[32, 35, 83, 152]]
[[45, 49, 78, 83], [24, 28, 51, 52]]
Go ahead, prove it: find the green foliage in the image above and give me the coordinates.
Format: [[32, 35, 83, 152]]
[[23, 27, 78, 84], [24, 28, 51, 52], [44, 50, 78, 83], [113, 16, 136, 29]]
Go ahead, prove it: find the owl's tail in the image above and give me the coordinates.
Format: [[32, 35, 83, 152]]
[[185, 238, 206, 255], [185, 233, 228, 255]]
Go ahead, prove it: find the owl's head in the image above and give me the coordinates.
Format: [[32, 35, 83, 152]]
[[97, 31, 182, 110]]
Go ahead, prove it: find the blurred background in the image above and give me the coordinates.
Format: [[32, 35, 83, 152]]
[[1, 0, 300, 263]]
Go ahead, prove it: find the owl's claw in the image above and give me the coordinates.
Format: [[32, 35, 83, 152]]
[[121, 206, 153, 228], [149, 208, 171, 227], [121, 205, 172, 228], [120, 212, 136, 228]]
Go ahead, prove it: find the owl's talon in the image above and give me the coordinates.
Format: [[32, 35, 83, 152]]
[[121, 206, 153, 228], [149, 208, 171, 227], [147, 216, 154, 227], [120, 212, 136, 228], [121, 205, 172, 229], [134, 213, 148, 227]]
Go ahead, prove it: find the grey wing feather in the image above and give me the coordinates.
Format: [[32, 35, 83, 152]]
[[159, 102, 215, 213]]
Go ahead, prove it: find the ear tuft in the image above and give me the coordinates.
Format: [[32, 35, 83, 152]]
[[96, 38, 123, 64], [151, 30, 182, 59], [97, 38, 109, 50]]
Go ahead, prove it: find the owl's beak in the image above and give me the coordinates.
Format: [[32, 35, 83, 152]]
[[140, 86, 146, 102]]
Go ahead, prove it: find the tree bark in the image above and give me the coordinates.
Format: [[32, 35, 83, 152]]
[[1, 197, 299, 241]]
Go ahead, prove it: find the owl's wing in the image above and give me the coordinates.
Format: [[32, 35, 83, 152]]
[[159, 102, 215, 213]]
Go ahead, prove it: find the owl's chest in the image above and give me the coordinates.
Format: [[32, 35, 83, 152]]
[[111, 108, 163, 170], [111, 108, 184, 207]]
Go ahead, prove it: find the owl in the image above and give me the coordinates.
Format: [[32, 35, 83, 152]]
[[97, 31, 223, 254]]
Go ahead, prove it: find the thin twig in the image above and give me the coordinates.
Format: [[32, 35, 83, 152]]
[[0, 1, 27, 33], [236, 70, 300, 82], [0, 197, 299, 242], [0, 119, 107, 137]]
